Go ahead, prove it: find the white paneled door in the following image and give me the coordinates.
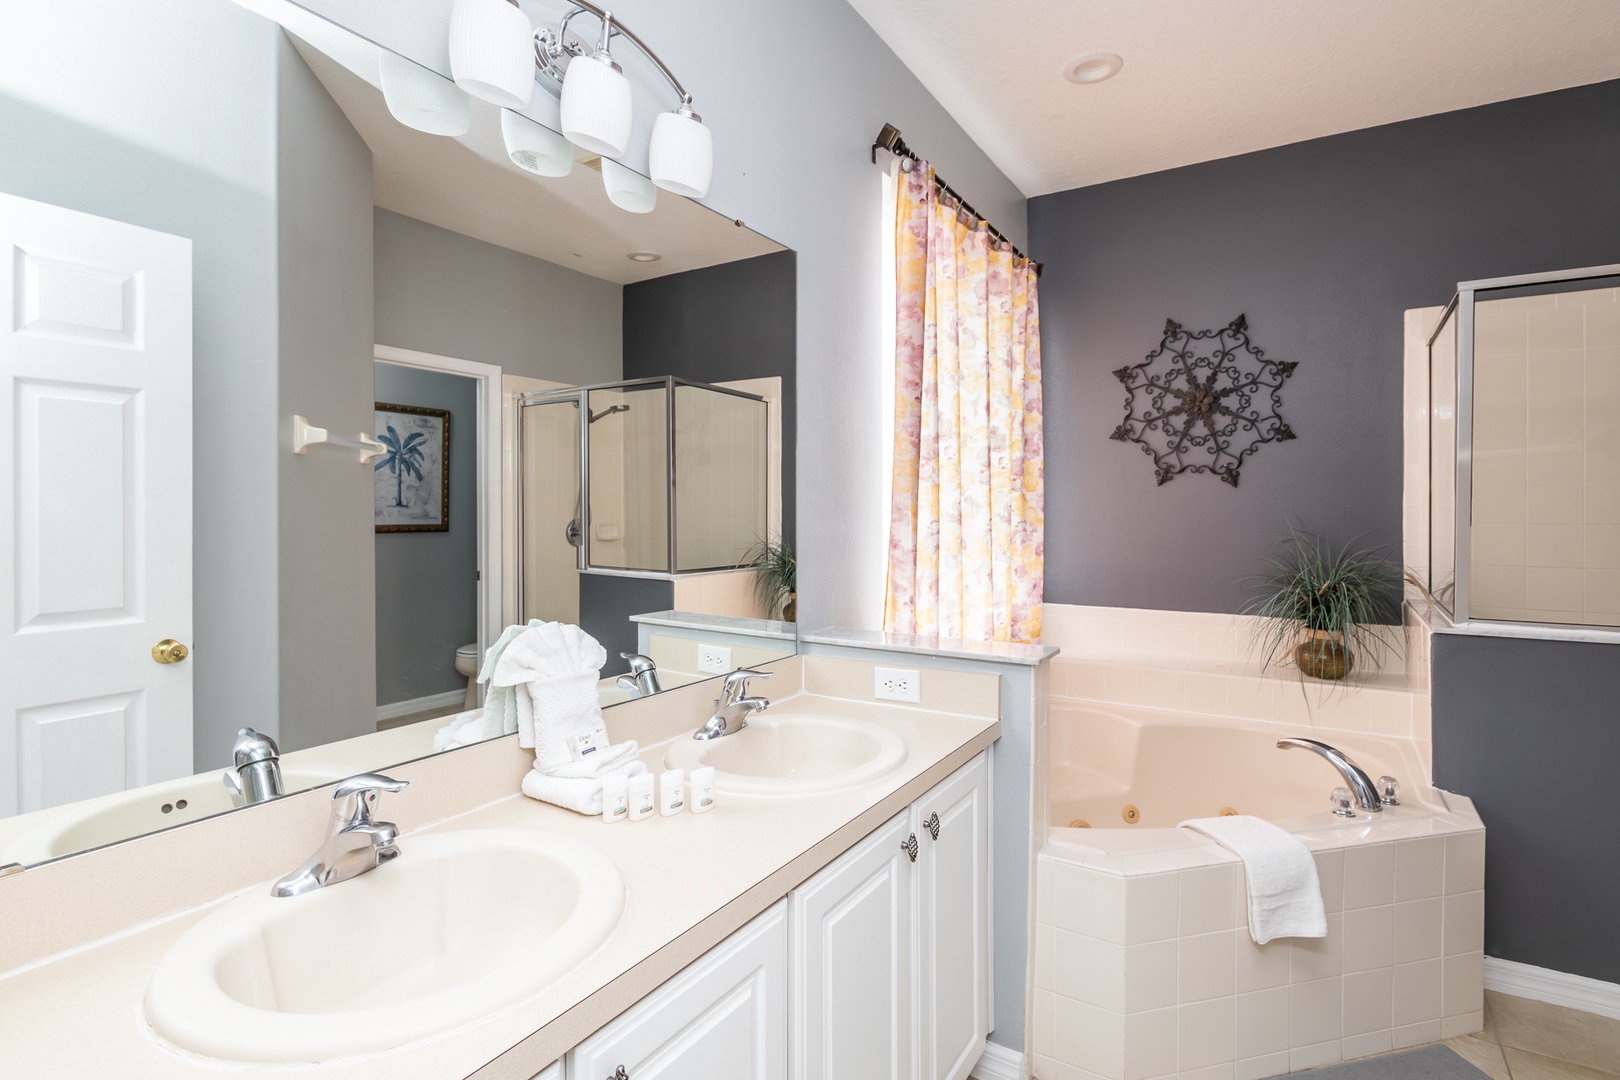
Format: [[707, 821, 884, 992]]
[[0, 192, 193, 819]]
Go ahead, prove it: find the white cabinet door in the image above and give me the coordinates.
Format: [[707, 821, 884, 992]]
[[527, 1062, 562, 1080], [570, 900, 787, 1080], [790, 809, 915, 1080], [916, 753, 992, 1080], [0, 192, 193, 818]]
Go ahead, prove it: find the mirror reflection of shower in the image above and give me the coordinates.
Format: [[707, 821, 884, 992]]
[[563, 401, 634, 548]]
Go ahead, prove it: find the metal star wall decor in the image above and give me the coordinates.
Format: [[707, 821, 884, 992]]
[[1110, 314, 1298, 487]]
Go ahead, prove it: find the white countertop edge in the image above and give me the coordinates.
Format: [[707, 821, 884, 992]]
[[628, 610, 797, 642]]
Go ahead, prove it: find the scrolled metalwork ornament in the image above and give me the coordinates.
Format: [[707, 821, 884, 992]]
[[1110, 314, 1297, 487]]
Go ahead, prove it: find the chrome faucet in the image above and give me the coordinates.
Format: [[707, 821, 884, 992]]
[[695, 669, 771, 741], [616, 652, 662, 697], [272, 774, 408, 897], [1277, 738, 1383, 813], [223, 728, 284, 806]]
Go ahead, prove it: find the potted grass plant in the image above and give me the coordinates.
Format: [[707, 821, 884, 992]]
[[1244, 530, 1402, 680], [743, 537, 796, 622]]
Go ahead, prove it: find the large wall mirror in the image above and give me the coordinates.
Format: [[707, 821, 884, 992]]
[[0, 0, 796, 867]]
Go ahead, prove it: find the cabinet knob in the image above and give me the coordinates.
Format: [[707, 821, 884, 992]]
[[900, 833, 919, 863], [610, 1067, 629, 1080], [923, 811, 941, 841]]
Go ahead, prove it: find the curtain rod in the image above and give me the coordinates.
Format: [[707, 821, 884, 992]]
[[871, 123, 1042, 277]]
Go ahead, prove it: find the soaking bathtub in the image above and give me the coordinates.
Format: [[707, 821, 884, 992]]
[[1032, 698, 1487, 1080]]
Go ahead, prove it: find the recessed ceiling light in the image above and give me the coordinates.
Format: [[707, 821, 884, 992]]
[[1064, 52, 1123, 84], [627, 251, 661, 262]]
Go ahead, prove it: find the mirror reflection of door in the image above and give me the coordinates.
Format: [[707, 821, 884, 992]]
[[521, 398, 583, 625]]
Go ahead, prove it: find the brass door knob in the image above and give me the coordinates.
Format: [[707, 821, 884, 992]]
[[152, 639, 189, 664]]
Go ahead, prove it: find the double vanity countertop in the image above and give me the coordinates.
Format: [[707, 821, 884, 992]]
[[0, 672, 999, 1078]]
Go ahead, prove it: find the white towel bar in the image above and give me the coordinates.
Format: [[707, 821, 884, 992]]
[[292, 415, 386, 463]]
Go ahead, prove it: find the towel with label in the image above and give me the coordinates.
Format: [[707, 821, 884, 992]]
[[1180, 815, 1327, 944]]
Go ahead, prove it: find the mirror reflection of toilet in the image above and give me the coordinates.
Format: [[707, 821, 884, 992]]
[[455, 643, 480, 710]]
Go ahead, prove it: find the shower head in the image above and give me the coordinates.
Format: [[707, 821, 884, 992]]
[[588, 404, 631, 424]]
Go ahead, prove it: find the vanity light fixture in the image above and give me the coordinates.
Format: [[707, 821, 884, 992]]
[[501, 108, 573, 176], [1063, 52, 1124, 84], [379, 51, 471, 136], [601, 156, 656, 214], [448, 0, 537, 109], [557, 13, 633, 157]]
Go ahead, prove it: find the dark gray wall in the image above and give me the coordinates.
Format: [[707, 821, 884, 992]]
[[1431, 633, 1620, 983], [1029, 79, 1620, 613], [373, 207, 621, 385], [622, 250, 797, 546], [579, 575, 675, 672], [276, 37, 376, 753], [373, 365, 479, 707]]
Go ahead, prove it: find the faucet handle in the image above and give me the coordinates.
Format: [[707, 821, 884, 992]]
[[334, 773, 409, 799], [621, 651, 656, 673], [721, 668, 770, 701], [330, 773, 408, 828]]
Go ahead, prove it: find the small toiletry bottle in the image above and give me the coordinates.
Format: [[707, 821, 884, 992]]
[[659, 769, 685, 816], [628, 773, 655, 821], [601, 774, 629, 823], [689, 765, 716, 814]]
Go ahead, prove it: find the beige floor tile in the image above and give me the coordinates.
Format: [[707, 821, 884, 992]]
[[1483, 995, 1499, 1041], [1446, 1034, 1512, 1080], [1503, 1047, 1620, 1080], [1488, 992, 1620, 1075]]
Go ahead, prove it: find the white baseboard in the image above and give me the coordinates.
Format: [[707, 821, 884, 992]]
[[376, 689, 467, 723], [1484, 957, 1620, 1021], [970, 1040, 1024, 1080]]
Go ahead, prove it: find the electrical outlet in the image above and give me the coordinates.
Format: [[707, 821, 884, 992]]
[[697, 643, 732, 674], [874, 666, 921, 703]]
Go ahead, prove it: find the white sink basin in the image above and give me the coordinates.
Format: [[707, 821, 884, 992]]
[[3, 764, 352, 865], [664, 712, 908, 796], [143, 829, 625, 1064]]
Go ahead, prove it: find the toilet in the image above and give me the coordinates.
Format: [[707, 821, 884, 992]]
[[455, 643, 480, 711]]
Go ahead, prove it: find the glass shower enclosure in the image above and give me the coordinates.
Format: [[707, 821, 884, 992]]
[[516, 377, 769, 623], [1425, 263, 1620, 633]]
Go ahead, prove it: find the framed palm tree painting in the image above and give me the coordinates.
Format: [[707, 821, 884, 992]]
[[374, 403, 450, 532]]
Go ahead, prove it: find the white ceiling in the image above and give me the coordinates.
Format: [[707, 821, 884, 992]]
[[246, 0, 779, 284], [846, 0, 1620, 197]]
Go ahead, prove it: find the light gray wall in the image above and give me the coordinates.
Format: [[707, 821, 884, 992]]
[[374, 365, 480, 707], [275, 38, 377, 753], [293, 0, 1027, 636], [374, 207, 621, 384], [0, 0, 284, 770]]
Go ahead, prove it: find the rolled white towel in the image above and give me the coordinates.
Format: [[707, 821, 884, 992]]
[[1180, 815, 1327, 944], [522, 754, 647, 816], [493, 623, 610, 753], [431, 708, 502, 751]]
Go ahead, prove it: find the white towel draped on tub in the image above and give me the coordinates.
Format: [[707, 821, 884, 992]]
[[1180, 815, 1327, 944]]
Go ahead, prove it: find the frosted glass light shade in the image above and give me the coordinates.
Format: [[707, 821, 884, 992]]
[[379, 51, 471, 136], [448, 0, 535, 110], [501, 110, 573, 177], [601, 157, 656, 214], [648, 110, 713, 198], [560, 54, 632, 157]]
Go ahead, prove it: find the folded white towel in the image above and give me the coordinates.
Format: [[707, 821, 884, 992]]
[[476, 620, 545, 739], [431, 707, 503, 751], [1180, 816, 1327, 944], [521, 753, 647, 815], [492, 623, 610, 754]]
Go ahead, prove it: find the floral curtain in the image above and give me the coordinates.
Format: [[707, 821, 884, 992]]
[[883, 161, 1044, 644]]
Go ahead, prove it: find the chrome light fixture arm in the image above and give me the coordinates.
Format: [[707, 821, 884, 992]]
[[529, 2, 694, 111]]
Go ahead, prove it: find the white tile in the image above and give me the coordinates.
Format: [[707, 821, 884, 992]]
[[1125, 939, 1179, 1013], [1393, 958, 1443, 1025], [1588, 347, 1620, 393], [1343, 844, 1396, 909], [1527, 524, 1584, 568], [1233, 1052, 1291, 1080], [1036, 924, 1057, 990], [1527, 436, 1585, 481], [1472, 524, 1527, 566], [1180, 1066, 1235, 1080], [1589, 394, 1620, 439], [1179, 998, 1236, 1071], [1587, 437, 1620, 481], [1442, 951, 1484, 1018], [1059, 997, 1124, 1078], [1443, 833, 1485, 894], [1058, 929, 1127, 1011], [1526, 566, 1586, 611], [1441, 1010, 1485, 1039], [1472, 481, 1528, 525], [1528, 480, 1585, 525], [1473, 564, 1527, 609], [1587, 568, 1620, 611], [1392, 1019, 1443, 1049], [1342, 905, 1394, 973], [1589, 301, 1620, 347], [1126, 873, 1181, 944], [1180, 864, 1242, 935], [1314, 850, 1345, 914], [1528, 305, 1585, 352], [1289, 977, 1342, 1047], [1528, 395, 1584, 440], [1394, 837, 1444, 901], [1343, 968, 1395, 1037], [1291, 912, 1342, 982], [1290, 1040, 1342, 1072], [1475, 396, 1527, 441], [1442, 892, 1484, 958], [1234, 934, 1291, 993], [1122, 1006, 1175, 1080], [1057, 864, 1128, 943], [1034, 987, 1060, 1055], [1587, 481, 1620, 525], [1393, 898, 1443, 964], [1180, 930, 1237, 1003], [1342, 1030, 1394, 1061], [1234, 987, 1290, 1059]]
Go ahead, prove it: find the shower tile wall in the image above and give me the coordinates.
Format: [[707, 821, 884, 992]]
[[1470, 290, 1620, 624]]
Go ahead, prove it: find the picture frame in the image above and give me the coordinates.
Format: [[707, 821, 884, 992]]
[[374, 402, 450, 533]]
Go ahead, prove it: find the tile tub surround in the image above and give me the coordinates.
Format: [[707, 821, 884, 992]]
[[0, 656, 999, 1078], [1033, 816, 1487, 1080]]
